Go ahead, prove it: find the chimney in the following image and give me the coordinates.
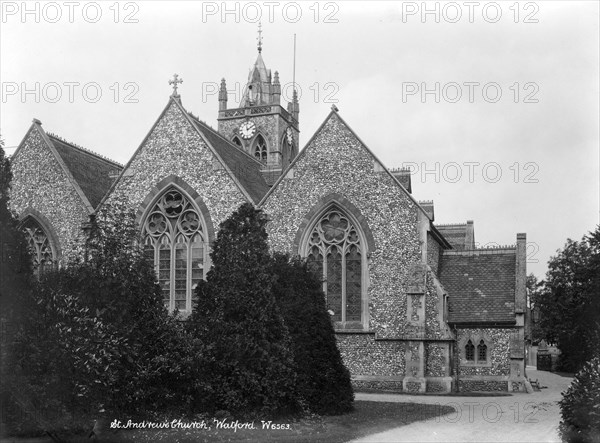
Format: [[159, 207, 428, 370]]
[[465, 220, 475, 249], [515, 233, 527, 313], [272, 71, 281, 105]]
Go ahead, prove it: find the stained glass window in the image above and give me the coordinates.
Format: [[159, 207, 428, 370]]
[[143, 189, 206, 313], [306, 209, 363, 325], [253, 135, 267, 162], [465, 340, 475, 361], [22, 217, 54, 277]]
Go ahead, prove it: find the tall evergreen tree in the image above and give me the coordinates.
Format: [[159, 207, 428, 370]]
[[192, 203, 299, 415], [537, 227, 600, 372], [271, 253, 354, 414]]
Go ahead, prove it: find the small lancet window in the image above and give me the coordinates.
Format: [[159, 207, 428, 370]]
[[232, 136, 242, 148], [22, 217, 55, 278], [465, 340, 475, 361], [253, 135, 267, 163], [477, 339, 488, 362]]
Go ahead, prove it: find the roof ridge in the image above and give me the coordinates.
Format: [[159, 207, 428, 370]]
[[47, 132, 123, 168], [444, 246, 516, 256], [435, 222, 467, 227], [187, 112, 264, 166]]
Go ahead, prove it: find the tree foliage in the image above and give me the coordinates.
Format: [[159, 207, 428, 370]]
[[271, 253, 354, 415], [191, 203, 300, 416], [535, 227, 600, 372], [559, 356, 600, 443]]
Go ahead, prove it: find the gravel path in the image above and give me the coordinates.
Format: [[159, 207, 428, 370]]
[[351, 367, 573, 443]]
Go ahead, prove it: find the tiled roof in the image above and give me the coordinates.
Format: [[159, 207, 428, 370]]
[[439, 249, 517, 324], [436, 223, 474, 250], [187, 114, 270, 204], [48, 135, 122, 210]]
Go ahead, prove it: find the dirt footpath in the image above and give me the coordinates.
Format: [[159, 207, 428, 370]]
[[352, 367, 573, 443]]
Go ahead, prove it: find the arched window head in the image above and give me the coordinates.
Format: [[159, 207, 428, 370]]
[[142, 188, 207, 314], [232, 136, 242, 148], [477, 339, 488, 362], [21, 217, 55, 277], [465, 340, 475, 361], [305, 208, 365, 328], [253, 134, 267, 163]]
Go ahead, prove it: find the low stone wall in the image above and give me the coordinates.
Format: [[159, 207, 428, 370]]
[[458, 380, 508, 392]]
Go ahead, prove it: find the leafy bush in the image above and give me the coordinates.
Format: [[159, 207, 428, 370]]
[[559, 356, 600, 443], [271, 253, 354, 415], [191, 203, 300, 416], [4, 197, 204, 437]]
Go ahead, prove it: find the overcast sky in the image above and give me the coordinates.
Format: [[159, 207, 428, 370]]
[[1, 1, 598, 278]]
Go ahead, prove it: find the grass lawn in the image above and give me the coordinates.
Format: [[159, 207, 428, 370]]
[[101, 401, 455, 443]]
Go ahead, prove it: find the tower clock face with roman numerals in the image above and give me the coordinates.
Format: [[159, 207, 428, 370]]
[[239, 121, 256, 139]]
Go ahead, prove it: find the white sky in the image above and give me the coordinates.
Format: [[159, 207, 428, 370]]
[[1, 1, 598, 279]]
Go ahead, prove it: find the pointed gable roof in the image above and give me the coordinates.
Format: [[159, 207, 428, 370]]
[[13, 120, 122, 214], [185, 112, 269, 203], [100, 97, 269, 208], [259, 109, 433, 222], [47, 134, 123, 210]]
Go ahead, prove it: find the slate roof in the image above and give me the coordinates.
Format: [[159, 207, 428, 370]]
[[47, 134, 123, 210], [186, 114, 270, 204], [439, 249, 517, 324], [436, 223, 473, 250]]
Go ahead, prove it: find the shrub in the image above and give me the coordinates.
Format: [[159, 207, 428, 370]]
[[559, 356, 600, 443], [271, 253, 354, 415], [191, 203, 300, 416]]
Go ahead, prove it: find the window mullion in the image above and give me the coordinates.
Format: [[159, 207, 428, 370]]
[[341, 243, 347, 324]]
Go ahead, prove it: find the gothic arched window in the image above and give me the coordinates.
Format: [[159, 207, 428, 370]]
[[465, 340, 475, 361], [253, 134, 267, 163], [21, 217, 55, 277], [142, 188, 206, 313], [477, 339, 488, 362], [232, 136, 242, 148], [306, 208, 364, 328]]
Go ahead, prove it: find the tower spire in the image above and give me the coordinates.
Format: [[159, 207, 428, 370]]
[[257, 22, 263, 53]]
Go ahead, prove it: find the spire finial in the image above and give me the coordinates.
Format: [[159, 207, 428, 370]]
[[169, 73, 183, 96], [257, 22, 263, 53]]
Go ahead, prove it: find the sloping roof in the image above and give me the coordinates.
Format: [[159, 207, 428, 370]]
[[186, 114, 270, 204], [48, 134, 123, 209], [439, 249, 517, 324], [436, 222, 474, 250]]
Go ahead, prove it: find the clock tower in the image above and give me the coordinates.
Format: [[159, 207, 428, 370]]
[[217, 26, 299, 184]]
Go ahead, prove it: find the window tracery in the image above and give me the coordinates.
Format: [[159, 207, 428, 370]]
[[306, 209, 363, 326], [253, 134, 267, 162], [142, 188, 205, 313], [22, 217, 54, 277]]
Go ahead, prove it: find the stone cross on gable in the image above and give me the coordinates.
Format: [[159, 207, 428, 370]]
[[169, 73, 183, 96]]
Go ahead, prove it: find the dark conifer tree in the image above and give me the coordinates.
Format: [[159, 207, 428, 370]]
[[192, 203, 299, 415], [271, 253, 354, 415]]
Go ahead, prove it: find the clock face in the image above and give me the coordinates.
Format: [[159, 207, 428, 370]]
[[286, 127, 294, 145], [239, 121, 256, 139]]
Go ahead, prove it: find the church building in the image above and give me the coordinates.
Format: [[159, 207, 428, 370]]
[[8, 36, 529, 394]]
